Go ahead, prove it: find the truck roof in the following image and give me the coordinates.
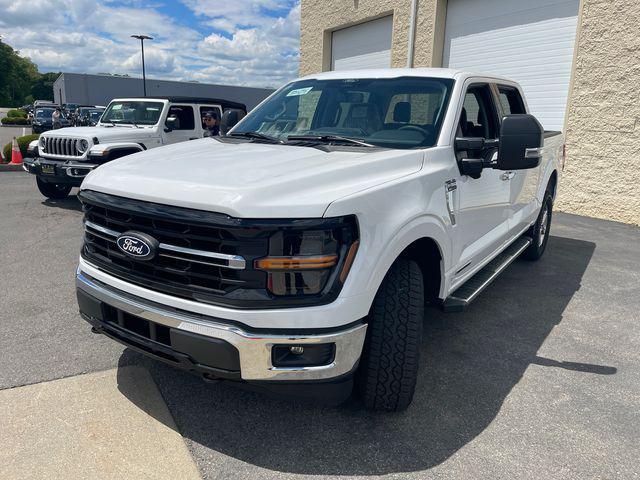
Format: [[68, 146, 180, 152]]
[[299, 67, 517, 84], [109, 96, 247, 110]]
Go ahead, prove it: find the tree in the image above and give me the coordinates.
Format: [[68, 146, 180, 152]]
[[0, 39, 48, 106]]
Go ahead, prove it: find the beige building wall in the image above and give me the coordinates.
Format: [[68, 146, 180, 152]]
[[299, 0, 443, 75], [300, 0, 640, 225], [560, 0, 640, 225]]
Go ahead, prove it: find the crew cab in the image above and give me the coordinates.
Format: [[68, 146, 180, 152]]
[[23, 96, 247, 199], [75, 69, 564, 410]]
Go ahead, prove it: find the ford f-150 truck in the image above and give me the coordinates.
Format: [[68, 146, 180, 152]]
[[23, 96, 246, 199], [75, 69, 564, 411]]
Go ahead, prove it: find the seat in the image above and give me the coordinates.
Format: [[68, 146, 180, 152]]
[[343, 103, 383, 134], [393, 101, 411, 123]]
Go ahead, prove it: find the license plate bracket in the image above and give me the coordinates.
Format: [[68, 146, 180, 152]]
[[41, 164, 55, 175]]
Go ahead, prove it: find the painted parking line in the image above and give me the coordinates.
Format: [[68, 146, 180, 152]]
[[0, 367, 202, 480]]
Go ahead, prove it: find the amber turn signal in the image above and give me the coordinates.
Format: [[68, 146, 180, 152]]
[[254, 255, 338, 270]]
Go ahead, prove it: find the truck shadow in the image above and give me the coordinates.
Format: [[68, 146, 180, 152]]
[[41, 192, 82, 212], [117, 234, 604, 476]]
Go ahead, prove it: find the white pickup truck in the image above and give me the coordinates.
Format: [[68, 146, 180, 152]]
[[23, 96, 247, 199], [75, 68, 564, 411]]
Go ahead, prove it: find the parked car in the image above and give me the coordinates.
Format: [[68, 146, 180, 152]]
[[74, 106, 105, 126], [31, 106, 71, 134], [73, 68, 564, 411], [22, 96, 247, 199]]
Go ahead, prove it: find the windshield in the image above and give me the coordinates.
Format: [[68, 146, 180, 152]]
[[101, 101, 164, 125], [233, 77, 454, 149], [35, 108, 54, 119], [89, 110, 103, 120]]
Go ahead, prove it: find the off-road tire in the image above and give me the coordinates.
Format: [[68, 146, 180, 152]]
[[522, 190, 553, 261], [36, 176, 71, 200], [357, 258, 424, 411]]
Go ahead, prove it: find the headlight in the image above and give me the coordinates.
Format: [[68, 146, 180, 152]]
[[77, 139, 90, 153], [39, 136, 46, 149], [254, 216, 359, 297]]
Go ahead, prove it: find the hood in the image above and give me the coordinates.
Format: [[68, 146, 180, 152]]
[[43, 125, 159, 143], [82, 138, 425, 218]]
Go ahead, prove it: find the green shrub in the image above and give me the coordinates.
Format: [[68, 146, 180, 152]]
[[2, 133, 39, 163], [1, 117, 30, 125], [7, 109, 27, 118]]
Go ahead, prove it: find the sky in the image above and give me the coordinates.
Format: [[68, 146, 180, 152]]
[[0, 0, 300, 88]]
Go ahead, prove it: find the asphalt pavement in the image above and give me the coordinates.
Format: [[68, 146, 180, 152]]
[[1, 171, 639, 479]]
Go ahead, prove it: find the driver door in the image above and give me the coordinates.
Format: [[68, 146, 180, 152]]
[[163, 104, 198, 144], [452, 83, 510, 279]]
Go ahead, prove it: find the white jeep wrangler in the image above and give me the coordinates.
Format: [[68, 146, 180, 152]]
[[23, 96, 246, 199]]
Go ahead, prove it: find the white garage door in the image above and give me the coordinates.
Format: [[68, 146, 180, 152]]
[[331, 16, 393, 71], [443, 0, 580, 131]]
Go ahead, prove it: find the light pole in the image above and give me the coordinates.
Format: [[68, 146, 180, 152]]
[[131, 34, 153, 97]]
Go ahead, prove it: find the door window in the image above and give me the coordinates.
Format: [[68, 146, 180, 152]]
[[458, 85, 499, 139], [166, 105, 195, 130], [497, 86, 526, 115], [199, 106, 222, 128]]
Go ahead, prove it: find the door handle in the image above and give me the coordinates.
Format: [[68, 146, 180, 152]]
[[500, 171, 516, 181]]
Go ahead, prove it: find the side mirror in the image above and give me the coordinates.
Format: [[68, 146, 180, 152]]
[[164, 116, 178, 132], [454, 137, 498, 179], [496, 114, 543, 170], [220, 109, 244, 136]]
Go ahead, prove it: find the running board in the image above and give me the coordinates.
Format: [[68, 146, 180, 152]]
[[442, 237, 532, 313]]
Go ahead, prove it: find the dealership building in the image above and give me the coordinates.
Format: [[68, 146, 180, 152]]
[[300, 0, 639, 224], [53, 73, 274, 111]]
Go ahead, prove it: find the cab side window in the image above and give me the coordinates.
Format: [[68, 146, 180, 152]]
[[458, 85, 499, 139], [167, 105, 195, 130], [497, 86, 526, 115]]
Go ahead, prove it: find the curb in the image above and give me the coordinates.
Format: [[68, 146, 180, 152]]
[[0, 164, 25, 172]]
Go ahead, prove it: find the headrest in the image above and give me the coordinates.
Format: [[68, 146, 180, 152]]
[[393, 102, 411, 123]]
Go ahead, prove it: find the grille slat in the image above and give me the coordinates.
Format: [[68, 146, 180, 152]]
[[81, 196, 269, 304], [42, 136, 83, 157]]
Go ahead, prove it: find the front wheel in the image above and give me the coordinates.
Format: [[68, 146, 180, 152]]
[[356, 258, 424, 411], [36, 176, 72, 200], [522, 190, 553, 261]]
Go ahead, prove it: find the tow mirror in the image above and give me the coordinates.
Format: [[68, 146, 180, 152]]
[[164, 116, 178, 132], [455, 137, 498, 179], [496, 114, 543, 170], [220, 109, 244, 136]]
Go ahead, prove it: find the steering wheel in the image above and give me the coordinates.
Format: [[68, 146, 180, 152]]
[[398, 125, 428, 136]]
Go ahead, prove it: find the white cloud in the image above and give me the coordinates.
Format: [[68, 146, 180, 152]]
[[0, 0, 300, 88]]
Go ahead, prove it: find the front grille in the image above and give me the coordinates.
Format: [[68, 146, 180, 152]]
[[43, 136, 83, 157], [79, 190, 269, 306]]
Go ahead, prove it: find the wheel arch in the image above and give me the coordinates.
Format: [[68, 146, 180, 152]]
[[358, 217, 450, 311], [548, 170, 558, 200]]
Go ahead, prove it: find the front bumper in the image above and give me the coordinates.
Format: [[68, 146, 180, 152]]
[[23, 156, 98, 185], [76, 269, 367, 382]]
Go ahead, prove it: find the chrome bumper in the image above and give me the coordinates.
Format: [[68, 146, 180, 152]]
[[76, 270, 367, 381]]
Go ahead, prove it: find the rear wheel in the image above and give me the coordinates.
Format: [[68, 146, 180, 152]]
[[357, 258, 424, 411], [36, 176, 72, 200], [522, 190, 553, 261]]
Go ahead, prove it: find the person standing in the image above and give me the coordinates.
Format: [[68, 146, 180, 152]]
[[52, 107, 62, 130]]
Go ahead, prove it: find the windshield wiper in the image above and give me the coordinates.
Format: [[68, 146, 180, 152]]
[[286, 135, 375, 147], [228, 131, 283, 144]]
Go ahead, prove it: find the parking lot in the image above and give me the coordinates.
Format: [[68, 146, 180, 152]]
[[1, 170, 639, 479]]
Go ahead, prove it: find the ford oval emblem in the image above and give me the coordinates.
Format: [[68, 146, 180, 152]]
[[116, 231, 158, 261]]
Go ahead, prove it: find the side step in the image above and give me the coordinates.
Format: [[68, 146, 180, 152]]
[[442, 236, 532, 313]]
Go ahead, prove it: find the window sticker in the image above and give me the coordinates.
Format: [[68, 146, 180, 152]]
[[111, 104, 122, 110], [286, 87, 313, 97]]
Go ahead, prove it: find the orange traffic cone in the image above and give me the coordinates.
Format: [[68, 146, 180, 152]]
[[9, 137, 23, 165]]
